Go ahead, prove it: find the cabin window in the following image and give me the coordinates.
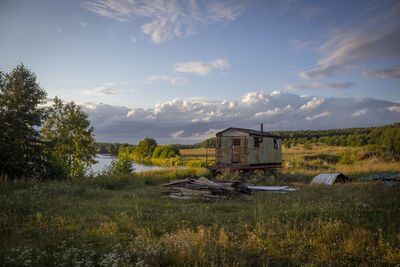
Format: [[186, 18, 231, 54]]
[[273, 139, 279, 149], [233, 138, 241, 146], [254, 137, 260, 147]]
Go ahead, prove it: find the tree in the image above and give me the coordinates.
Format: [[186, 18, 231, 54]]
[[0, 64, 47, 178], [134, 137, 158, 160], [105, 158, 134, 176], [152, 145, 180, 158], [41, 97, 97, 178]]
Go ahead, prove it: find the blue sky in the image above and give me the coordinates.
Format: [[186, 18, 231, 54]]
[[1, 0, 399, 143]]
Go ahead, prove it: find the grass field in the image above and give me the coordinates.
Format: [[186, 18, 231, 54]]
[[181, 144, 400, 179], [1, 145, 399, 266], [180, 147, 216, 161]]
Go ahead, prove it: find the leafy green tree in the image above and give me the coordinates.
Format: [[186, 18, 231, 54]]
[[41, 97, 97, 178], [0, 64, 47, 178], [134, 137, 158, 160], [105, 158, 134, 176], [152, 145, 180, 158], [380, 125, 400, 155]]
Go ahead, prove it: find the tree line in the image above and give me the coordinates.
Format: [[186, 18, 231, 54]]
[[118, 137, 180, 161], [0, 64, 97, 179], [95, 142, 127, 155], [184, 124, 400, 158], [275, 124, 400, 156]]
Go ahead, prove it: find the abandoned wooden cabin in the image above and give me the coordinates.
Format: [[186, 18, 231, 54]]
[[208, 124, 282, 172]]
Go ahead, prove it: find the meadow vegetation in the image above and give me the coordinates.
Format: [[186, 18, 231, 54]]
[[2, 143, 400, 265], [1, 167, 399, 266]]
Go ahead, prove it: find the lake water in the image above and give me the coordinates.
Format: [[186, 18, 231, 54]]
[[90, 154, 166, 174]]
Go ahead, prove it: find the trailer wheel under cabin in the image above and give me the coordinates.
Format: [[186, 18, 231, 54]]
[[209, 125, 282, 173]]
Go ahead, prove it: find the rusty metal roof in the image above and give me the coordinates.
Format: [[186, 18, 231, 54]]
[[216, 127, 281, 138], [310, 173, 350, 185]]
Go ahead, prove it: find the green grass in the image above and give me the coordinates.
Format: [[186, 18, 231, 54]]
[[1, 169, 400, 266]]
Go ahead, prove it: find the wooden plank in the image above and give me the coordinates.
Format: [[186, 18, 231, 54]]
[[162, 178, 190, 186]]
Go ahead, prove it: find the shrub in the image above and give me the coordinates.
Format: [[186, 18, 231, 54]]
[[103, 158, 134, 176], [338, 149, 356, 165], [152, 145, 180, 159], [303, 142, 312, 150]]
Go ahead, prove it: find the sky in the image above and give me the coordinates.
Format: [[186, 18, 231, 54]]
[[1, 0, 399, 144]]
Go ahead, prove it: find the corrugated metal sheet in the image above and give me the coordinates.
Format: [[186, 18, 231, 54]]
[[310, 173, 349, 185], [248, 186, 297, 192]]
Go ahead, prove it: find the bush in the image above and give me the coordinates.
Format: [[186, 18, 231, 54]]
[[152, 145, 180, 159], [303, 142, 312, 150], [338, 149, 356, 165], [103, 158, 134, 176], [134, 137, 157, 160]]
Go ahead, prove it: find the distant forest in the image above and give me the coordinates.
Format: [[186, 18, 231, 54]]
[[96, 122, 400, 155], [95, 143, 129, 155]]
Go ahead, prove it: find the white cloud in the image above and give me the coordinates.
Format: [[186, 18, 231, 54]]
[[81, 83, 117, 96], [306, 112, 331, 121], [254, 105, 293, 117], [285, 84, 307, 90], [362, 65, 400, 79], [352, 109, 368, 117], [270, 90, 282, 96], [388, 106, 400, 112], [170, 128, 221, 140], [81, 91, 400, 144], [82, 0, 246, 43], [173, 58, 229, 75], [299, 4, 400, 79], [300, 97, 324, 111], [147, 75, 185, 86], [80, 21, 87, 27]]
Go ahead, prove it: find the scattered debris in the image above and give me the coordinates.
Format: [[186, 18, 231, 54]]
[[359, 172, 400, 181], [360, 172, 400, 187], [247, 186, 297, 193], [380, 179, 400, 187], [162, 177, 253, 200], [310, 173, 350, 185]]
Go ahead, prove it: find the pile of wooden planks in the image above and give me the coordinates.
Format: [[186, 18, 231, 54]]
[[162, 177, 253, 200]]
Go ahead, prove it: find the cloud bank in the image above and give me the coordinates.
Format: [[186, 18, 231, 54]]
[[82, 0, 245, 43], [299, 3, 400, 79], [362, 65, 400, 80], [80, 90, 400, 144], [285, 81, 354, 90]]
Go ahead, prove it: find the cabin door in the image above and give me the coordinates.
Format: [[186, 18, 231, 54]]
[[232, 138, 241, 163]]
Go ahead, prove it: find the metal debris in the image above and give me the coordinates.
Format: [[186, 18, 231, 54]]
[[380, 180, 400, 187], [359, 172, 400, 181], [310, 173, 350, 185], [247, 186, 297, 193]]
